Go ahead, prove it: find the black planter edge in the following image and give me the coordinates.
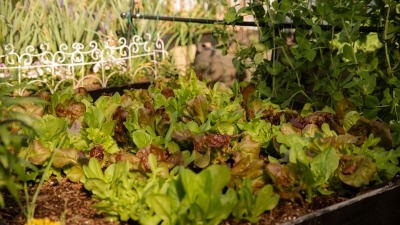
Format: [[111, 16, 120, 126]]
[[87, 82, 151, 100], [282, 176, 400, 225]]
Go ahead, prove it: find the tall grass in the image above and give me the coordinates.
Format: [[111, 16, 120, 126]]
[[0, 1, 39, 55], [1, 0, 129, 54], [1, 0, 231, 54]]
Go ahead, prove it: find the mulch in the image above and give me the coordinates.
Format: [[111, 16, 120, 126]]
[[1, 175, 391, 225]]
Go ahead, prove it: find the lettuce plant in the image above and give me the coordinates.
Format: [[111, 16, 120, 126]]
[[83, 157, 152, 221], [232, 179, 279, 223], [7, 73, 400, 224], [146, 164, 238, 225]]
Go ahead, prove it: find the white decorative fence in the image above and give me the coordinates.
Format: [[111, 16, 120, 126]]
[[0, 33, 167, 95]]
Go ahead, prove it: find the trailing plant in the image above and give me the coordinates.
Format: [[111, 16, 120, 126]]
[[0, 92, 31, 209], [222, 0, 400, 122]]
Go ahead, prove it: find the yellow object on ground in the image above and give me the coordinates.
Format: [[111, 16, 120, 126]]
[[25, 218, 61, 225]]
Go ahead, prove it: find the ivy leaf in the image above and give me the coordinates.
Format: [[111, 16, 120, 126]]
[[305, 49, 316, 62], [342, 44, 354, 61], [254, 52, 264, 65], [365, 95, 379, 108], [358, 72, 376, 95], [225, 7, 238, 23]]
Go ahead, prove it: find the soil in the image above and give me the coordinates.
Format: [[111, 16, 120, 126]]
[[0, 176, 128, 225], [0, 175, 361, 225]]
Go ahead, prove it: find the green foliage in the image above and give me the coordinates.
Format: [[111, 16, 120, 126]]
[[39, 0, 106, 52], [4, 75, 400, 223], [83, 153, 279, 224], [232, 179, 279, 223], [1, 0, 104, 53], [86, 127, 119, 154], [0, 87, 39, 208], [267, 114, 400, 200], [146, 164, 238, 225], [83, 155, 237, 224], [1, 1, 400, 223], [19, 75, 400, 193], [83, 157, 151, 221], [310, 147, 340, 187], [360, 135, 400, 181], [339, 155, 376, 188], [0, 0, 39, 54], [223, 0, 400, 122], [32, 115, 69, 150], [83, 154, 252, 224]]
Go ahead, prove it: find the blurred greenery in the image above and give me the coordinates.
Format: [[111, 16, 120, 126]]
[[1, 0, 231, 54], [0, 86, 44, 208], [1, 0, 234, 87]]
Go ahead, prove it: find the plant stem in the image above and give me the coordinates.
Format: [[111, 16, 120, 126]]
[[383, 5, 393, 78], [287, 90, 313, 104], [24, 136, 66, 224]]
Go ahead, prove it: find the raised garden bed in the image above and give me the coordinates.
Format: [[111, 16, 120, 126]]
[[1, 174, 399, 225], [0, 76, 400, 225], [1, 0, 400, 224], [284, 175, 400, 225], [87, 84, 400, 225]]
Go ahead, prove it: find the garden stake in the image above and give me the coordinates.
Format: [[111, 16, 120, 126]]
[[121, 13, 383, 33]]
